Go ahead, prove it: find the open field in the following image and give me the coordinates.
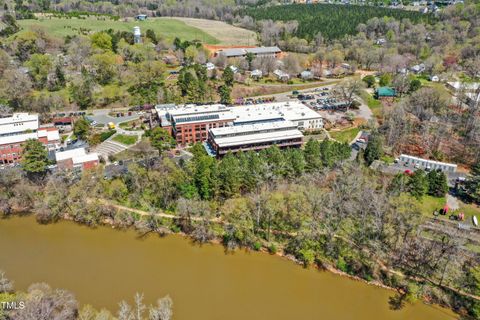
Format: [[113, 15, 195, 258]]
[[329, 127, 360, 144], [16, 16, 219, 43], [112, 134, 137, 146], [167, 17, 257, 46]]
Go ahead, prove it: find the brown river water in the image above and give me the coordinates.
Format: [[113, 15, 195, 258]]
[[0, 216, 458, 320]]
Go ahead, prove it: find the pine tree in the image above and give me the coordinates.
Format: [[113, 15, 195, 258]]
[[21, 139, 49, 174]]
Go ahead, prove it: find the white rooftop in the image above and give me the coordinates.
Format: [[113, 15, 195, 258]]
[[210, 120, 297, 137], [0, 113, 39, 136], [0, 132, 38, 145], [56, 148, 99, 164], [73, 153, 99, 165], [213, 127, 303, 148], [56, 148, 87, 162]]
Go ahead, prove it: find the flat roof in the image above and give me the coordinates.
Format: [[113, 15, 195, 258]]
[[213, 128, 303, 148], [73, 153, 99, 164], [210, 120, 297, 138], [230, 101, 322, 123], [155, 101, 322, 127], [399, 154, 457, 168], [56, 148, 86, 161], [0, 132, 37, 145]]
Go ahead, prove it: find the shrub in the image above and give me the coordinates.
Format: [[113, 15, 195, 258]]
[[252, 241, 262, 251], [268, 243, 278, 254]]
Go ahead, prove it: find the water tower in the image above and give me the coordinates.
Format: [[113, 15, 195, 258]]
[[133, 26, 141, 44]]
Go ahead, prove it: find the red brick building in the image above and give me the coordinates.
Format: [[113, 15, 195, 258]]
[[0, 114, 60, 165]]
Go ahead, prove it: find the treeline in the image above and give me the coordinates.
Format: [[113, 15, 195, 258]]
[[244, 3, 433, 40], [0, 269, 173, 320], [1, 142, 479, 318]]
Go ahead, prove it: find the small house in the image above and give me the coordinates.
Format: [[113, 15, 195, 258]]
[[410, 63, 425, 73], [250, 69, 263, 79], [273, 69, 290, 82], [300, 70, 313, 80], [430, 75, 439, 82]]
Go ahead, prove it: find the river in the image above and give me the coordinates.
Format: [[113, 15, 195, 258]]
[[0, 216, 457, 320]]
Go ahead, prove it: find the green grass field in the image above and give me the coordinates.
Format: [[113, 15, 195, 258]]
[[112, 134, 138, 146], [329, 127, 360, 144], [17, 17, 219, 43]]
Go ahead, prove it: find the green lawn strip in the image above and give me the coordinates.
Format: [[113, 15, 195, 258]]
[[112, 134, 137, 146], [360, 90, 382, 118], [418, 195, 446, 217], [329, 127, 360, 144], [17, 17, 219, 43]]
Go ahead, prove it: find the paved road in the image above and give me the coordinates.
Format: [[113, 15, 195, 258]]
[[89, 109, 140, 125]]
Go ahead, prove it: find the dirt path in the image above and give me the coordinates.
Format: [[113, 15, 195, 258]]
[[100, 199, 480, 302]]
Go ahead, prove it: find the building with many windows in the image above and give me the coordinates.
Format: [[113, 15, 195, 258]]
[[155, 101, 323, 146], [205, 120, 303, 157], [0, 113, 60, 165]]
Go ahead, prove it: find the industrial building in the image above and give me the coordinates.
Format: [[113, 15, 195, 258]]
[[0, 113, 60, 165]]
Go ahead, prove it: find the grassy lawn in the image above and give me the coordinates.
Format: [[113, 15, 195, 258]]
[[418, 195, 446, 216], [360, 90, 382, 118], [329, 127, 360, 144], [17, 17, 219, 43], [112, 134, 138, 146]]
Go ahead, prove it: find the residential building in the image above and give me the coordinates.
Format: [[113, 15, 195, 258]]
[[55, 148, 99, 170], [273, 69, 290, 81], [0, 113, 60, 165], [300, 70, 313, 80], [205, 121, 303, 157], [250, 69, 263, 79], [399, 154, 457, 172]]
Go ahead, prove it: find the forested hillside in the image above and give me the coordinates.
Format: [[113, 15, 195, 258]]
[[244, 3, 432, 40]]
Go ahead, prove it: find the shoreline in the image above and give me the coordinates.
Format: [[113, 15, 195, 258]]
[[1, 212, 462, 317]]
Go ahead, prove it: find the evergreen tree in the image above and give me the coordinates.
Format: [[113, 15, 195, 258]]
[[222, 66, 234, 87], [408, 170, 428, 199], [304, 138, 322, 171], [364, 133, 383, 165], [466, 160, 480, 203], [218, 85, 231, 104], [426, 169, 448, 197], [21, 139, 49, 174]]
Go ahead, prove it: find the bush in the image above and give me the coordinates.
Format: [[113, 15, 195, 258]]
[[336, 256, 349, 273], [252, 241, 262, 251], [100, 130, 116, 142], [268, 243, 278, 254]]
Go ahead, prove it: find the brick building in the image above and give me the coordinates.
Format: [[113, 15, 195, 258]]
[[205, 121, 303, 157], [55, 148, 99, 171], [155, 101, 323, 146], [0, 113, 60, 165]]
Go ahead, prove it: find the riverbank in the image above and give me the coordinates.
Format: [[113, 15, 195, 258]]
[[6, 207, 471, 317], [0, 215, 458, 320]]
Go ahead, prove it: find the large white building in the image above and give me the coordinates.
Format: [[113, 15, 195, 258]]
[[155, 101, 323, 155], [0, 113, 60, 165]]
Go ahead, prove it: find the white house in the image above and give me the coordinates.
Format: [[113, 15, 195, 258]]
[[273, 69, 290, 81], [250, 69, 263, 79]]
